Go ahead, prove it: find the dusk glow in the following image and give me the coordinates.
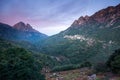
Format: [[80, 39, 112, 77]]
[[0, 0, 120, 35]]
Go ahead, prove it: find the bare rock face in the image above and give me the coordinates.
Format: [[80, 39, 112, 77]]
[[71, 15, 90, 27], [71, 4, 120, 28], [92, 5, 120, 23], [78, 15, 90, 25], [13, 22, 38, 32]]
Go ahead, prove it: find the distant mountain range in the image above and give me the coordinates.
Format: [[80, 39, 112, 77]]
[[0, 22, 48, 43], [39, 4, 120, 65]]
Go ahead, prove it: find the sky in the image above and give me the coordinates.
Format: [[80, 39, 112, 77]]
[[0, 0, 120, 36]]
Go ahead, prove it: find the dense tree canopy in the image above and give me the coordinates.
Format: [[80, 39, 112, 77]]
[[0, 48, 45, 80], [107, 49, 120, 73]]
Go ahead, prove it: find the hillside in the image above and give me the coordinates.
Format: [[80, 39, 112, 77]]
[[39, 4, 120, 65], [0, 22, 48, 43]]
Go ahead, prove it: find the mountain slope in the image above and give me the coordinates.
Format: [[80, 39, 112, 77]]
[[0, 22, 48, 43], [40, 4, 120, 65]]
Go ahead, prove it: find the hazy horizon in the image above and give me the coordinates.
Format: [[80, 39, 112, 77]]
[[0, 0, 120, 35]]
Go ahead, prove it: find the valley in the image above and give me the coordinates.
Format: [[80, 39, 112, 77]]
[[0, 3, 120, 80]]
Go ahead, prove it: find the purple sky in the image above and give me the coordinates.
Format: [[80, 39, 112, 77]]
[[0, 0, 120, 35]]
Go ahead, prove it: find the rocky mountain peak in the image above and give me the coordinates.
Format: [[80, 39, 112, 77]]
[[71, 4, 120, 28], [14, 21, 26, 28], [91, 4, 120, 23], [26, 24, 33, 29], [79, 15, 89, 20], [13, 22, 38, 32], [71, 15, 90, 26]]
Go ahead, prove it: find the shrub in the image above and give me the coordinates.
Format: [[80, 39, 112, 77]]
[[107, 49, 120, 73]]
